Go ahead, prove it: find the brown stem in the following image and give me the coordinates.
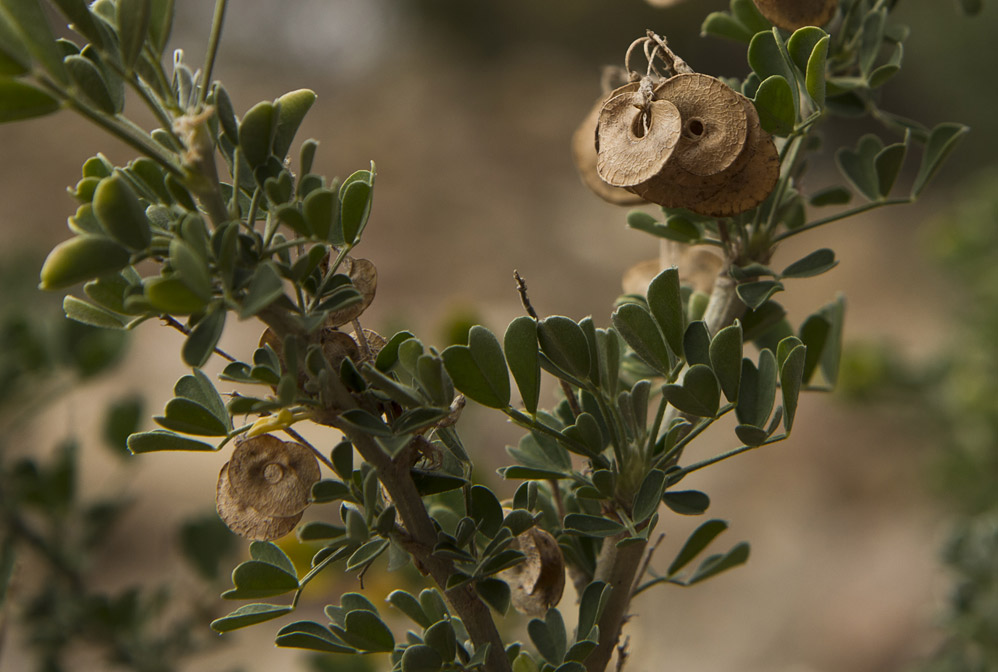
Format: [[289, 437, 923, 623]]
[[344, 431, 511, 672], [586, 261, 745, 672]]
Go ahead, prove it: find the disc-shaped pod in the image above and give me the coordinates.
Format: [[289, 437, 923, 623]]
[[596, 91, 682, 188], [572, 83, 646, 205], [216, 462, 304, 540], [226, 434, 321, 518]]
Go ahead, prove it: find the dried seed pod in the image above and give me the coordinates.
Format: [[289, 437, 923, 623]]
[[216, 462, 303, 540], [753, 0, 838, 30], [686, 98, 779, 217], [350, 328, 387, 363], [498, 527, 566, 616], [326, 257, 377, 327], [571, 87, 646, 206], [226, 434, 320, 518], [652, 73, 750, 184], [596, 90, 682, 188], [321, 328, 362, 369], [623, 248, 724, 297]]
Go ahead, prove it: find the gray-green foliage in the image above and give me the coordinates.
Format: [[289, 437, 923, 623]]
[[0, 0, 970, 671]]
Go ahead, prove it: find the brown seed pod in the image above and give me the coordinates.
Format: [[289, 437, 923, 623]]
[[350, 328, 387, 363], [571, 86, 646, 206], [226, 433, 320, 518], [622, 248, 724, 297], [326, 256, 377, 328], [320, 328, 362, 369], [498, 527, 566, 616], [753, 0, 838, 31], [596, 90, 682, 188], [687, 98, 779, 217], [652, 73, 750, 184], [216, 462, 303, 540]]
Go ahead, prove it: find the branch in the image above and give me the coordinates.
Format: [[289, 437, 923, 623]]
[[344, 431, 511, 672]]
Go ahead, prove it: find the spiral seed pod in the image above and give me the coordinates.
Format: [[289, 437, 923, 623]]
[[753, 0, 838, 30], [596, 90, 682, 188], [498, 527, 566, 616], [216, 434, 321, 540], [572, 83, 646, 205]]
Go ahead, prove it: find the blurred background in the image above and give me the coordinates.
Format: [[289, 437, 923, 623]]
[[2, 1, 997, 671]]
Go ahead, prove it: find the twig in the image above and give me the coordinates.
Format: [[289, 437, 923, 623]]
[[632, 534, 666, 598], [513, 270, 539, 319], [614, 636, 630, 672], [159, 315, 237, 362]]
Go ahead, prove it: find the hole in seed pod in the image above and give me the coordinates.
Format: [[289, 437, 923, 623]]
[[685, 118, 705, 139], [630, 108, 652, 139], [263, 463, 285, 483]]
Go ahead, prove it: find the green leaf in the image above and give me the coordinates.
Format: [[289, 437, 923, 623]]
[[182, 306, 225, 368], [470, 485, 504, 538], [338, 409, 392, 437], [662, 490, 710, 515], [0, 14, 30, 75], [402, 644, 445, 672], [683, 321, 711, 367], [611, 303, 672, 375], [687, 542, 750, 585], [144, 276, 207, 315], [239, 262, 285, 318], [115, 0, 151, 70], [127, 429, 215, 453], [662, 364, 720, 417], [632, 470, 666, 523], [735, 350, 777, 427], [340, 174, 374, 245], [250, 540, 296, 576], [818, 295, 845, 386], [668, 519, 728, 577], [0, 79, 60, 124], [0, 0, 68, 83], [169, 237, 211, 299], [387, 590, 431, 627], [223, 559, 299, 600], [701, 12, 754, 43], [537, 316, 591, 381], [147, 0, 173, 55], [754, 75, 795, 135], [805, 36, 829, 107], [154, 398, 228, 436], [528, 611, 566, 666], [296, 521, 345, 541], [39, 235, 131, 290], [65, 54, 115, 114], [63, 295, 126, 329], [858, 8, 886, 77], [177, 369, 228, 423], [577, 581, 610, 642], [779, 343, 806, 431], [798, 313, 830, 384], [786, 26, 825, 75], [736, 280, 784, 310], [239, 100, 276, 168], [302, 187, 336, 240], [809, 186, 851, 207], [731, 0, 771, 33], [504, 316, 540, 414], [272, 89, 316, 160], [564, 514, 624, 538], [912, 122, 969, 198], [646, 267, 684, 358], [476, 577, 511, 615], [211, 603, 293, 633], [836, 134, 883, 201], [443, 325, 510, 409], [339, 609, 394, 652], [780, 249, 837, 279], [709, 321, 742, 403], [346, 539, 389, 571], [734, 424, 769, 446], [875, 137, 908, 198], [276, 621, 354, 653], [103, 394, 143, 455], [424, 619, 457, 662]]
